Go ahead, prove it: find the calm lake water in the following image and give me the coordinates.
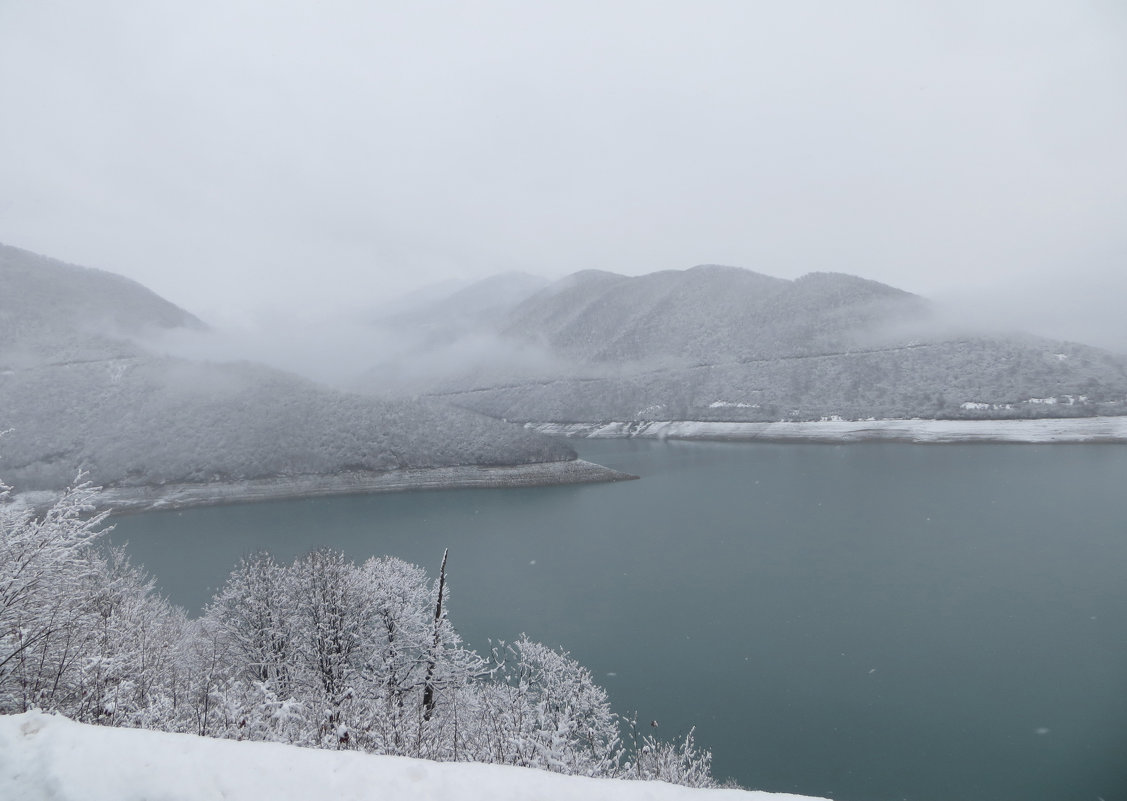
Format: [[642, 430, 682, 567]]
[[111, 440, 1127, 801]]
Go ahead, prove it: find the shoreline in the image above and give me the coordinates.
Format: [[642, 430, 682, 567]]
[[15, 459, 637, 515], [527, 416, 1127, 444]]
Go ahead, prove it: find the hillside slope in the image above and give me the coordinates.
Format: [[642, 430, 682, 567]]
[[501, 267, 921, 365], [418, 266, 1127, 423], [0, 243, 204, 364], [0, 244, 578, 496]]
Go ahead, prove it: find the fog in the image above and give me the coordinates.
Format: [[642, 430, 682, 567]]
[[140, 309, 400, 388], [141, 309, 568, 391], [1, 1, 1124, 353], [931, 263, 1127, 355]]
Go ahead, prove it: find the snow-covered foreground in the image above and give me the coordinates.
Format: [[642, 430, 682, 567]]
[[530, 416, 1127, 443], [0, 712, 828, 801]]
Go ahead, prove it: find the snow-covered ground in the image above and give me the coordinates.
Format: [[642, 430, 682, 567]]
[[0, 712, 828, 801], [529, 416, 1127, 443]]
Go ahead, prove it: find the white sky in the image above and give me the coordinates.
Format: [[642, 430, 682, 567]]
[[1, 1, 1125, 346]]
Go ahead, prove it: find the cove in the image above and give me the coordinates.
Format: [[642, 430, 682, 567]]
[[110, 440, 1127, 801]]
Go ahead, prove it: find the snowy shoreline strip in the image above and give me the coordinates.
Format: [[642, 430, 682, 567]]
[[528, 417, 1127, 444], [15, 459, 636, 515], [0, 712, 827, 801]]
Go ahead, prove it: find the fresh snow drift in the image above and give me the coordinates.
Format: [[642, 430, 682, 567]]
[[0, 712, 829, 801]]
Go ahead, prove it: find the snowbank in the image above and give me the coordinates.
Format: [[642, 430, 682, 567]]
[[529, 417, 1127, 444], [0, 712, 827, 801]]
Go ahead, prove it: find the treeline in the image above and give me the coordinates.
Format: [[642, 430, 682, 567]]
[[0, 475, 712, 787]]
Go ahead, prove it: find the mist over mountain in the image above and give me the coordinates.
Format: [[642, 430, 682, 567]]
[[366, 265, 1127, 423], [0, 244, 205, 365], [376, 271, 551, 336], [0, 244, 573, 495], [351, 272, 562, 395]]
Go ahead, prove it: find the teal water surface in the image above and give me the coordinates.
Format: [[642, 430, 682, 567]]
[[111, 440, 1127, 800]]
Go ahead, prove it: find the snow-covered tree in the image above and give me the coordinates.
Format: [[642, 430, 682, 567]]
[[209, 552, 295, 694], [1, 469, 188, 727], [68, 548, 187, 728], [0, 474, 108, 713], [349, 552, 484, 758], [462, 636, 622, 776], [198, 549, 485, 758]]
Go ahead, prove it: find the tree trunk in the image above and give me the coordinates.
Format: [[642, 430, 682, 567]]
[[421, 548, 448, 722]]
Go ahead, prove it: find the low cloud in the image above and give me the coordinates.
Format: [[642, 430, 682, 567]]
[[138, 309, 400, 388]]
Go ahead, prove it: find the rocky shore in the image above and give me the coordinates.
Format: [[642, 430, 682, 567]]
[[528, 417, 1127, 444], [14, 459, 636, 515]]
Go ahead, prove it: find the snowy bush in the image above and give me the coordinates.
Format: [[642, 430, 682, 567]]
[[622, 719, 715, 789]]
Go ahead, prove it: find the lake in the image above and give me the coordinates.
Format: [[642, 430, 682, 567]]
[[111, 439, 1127, 801]]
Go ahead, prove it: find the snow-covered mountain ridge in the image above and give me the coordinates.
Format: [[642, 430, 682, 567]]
[[0, 712, 829, 801], [385, 266, 1127, 424], [0, 243, 591, 500]]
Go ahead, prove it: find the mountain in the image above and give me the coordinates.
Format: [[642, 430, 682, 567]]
[[400, 265, 1127, 423], [0, 244, 204, 337], [500, 266, 922, 365], [0, 244, 579, 497], [0, 243, 205, 365]]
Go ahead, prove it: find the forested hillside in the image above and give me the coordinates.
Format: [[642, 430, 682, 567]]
[[1, 243, 203, 364], [398, 266, 1127, 423], [434, 336, 1127, 423], [0, 244, 573, 494], [501, 267, 923, 365]]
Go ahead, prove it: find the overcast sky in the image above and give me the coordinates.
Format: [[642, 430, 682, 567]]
[[1, 1, 1124, 345]]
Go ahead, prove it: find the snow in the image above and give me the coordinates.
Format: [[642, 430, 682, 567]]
[[959, 401, 1015, 411], [529, 417, 1127, 443], [0, 712, 829, 801]]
